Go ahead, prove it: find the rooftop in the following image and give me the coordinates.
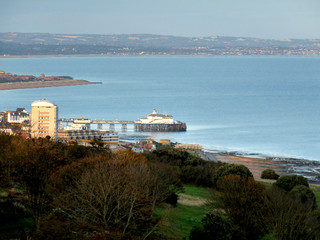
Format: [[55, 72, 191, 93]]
[[31, 99, 56, 107]]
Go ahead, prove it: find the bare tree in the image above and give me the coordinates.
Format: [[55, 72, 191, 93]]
[[51, 151, 177, 239]]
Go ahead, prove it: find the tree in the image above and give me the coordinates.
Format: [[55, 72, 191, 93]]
[[261, 168, 279, 180], [212, 164, 253, 188], [216, 175, 268, 240], [265, 185, 320, 240], [145, 146, 220, 187], [0, 197, 33, 239], [0, 133, 23, 186], [13, 138, 66, 230], [47, 150, 179, 239], [274, 174, 309, 192], [290, 185, 317, 210], [189, 212, 245, 240]]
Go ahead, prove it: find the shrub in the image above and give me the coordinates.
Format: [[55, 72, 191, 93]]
[[274, 174, 309, 192], [261, 168, 279, 180], [0, 198, 32, 239], [290, 185, 317, 210], [212, 164, 253, 188], [164, 192, 178, 206], [189, 212, 245, 240]]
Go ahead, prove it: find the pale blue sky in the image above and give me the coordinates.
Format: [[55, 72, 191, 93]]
[[1, 0, 320, 39]]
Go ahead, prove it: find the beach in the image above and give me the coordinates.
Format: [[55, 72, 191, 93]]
[[200, 150, 320, 184]]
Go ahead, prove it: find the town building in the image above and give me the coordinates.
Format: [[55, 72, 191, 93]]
[[31, 99, 58, 139], [6, 108, 30, 123], [0, 111, 4, 122], [58, 129, 101, 141], [101, 130, 119, 143], [175, 144, 203, 150], [134, 109, 186, 132], [58, 126, 119, 147], [159, 139, 171, 145], [63, 124, 88, 131]]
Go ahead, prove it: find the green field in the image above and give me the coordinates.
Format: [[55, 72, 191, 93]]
[[157, 182, 320, 239], [182, 185, 212, 200], [310, 184, 320, 206], [156, 185, 211, 239]]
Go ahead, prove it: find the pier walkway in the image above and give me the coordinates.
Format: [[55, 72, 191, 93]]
[[59, 117, 134, 131]]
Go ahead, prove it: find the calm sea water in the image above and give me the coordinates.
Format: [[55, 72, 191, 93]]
[[0, 56, 319, 160]]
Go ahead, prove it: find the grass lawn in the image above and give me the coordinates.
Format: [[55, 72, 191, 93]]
[[156, 184, 212, 239], [157, 203, 211, 239], [310, 184, 320, 206], [157, 182, 320, 239], [182, 184, 212, 200]]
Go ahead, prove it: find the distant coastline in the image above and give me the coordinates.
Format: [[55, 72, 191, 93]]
[[1, 54, 320, 59], [1, 33, 320, 57], [0, 71, 98, 90], [0, 79, 97, 91]]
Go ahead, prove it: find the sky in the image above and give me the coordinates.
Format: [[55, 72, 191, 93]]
[[1, 0, 320, 39]]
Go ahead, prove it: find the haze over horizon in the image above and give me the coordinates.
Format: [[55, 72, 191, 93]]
[[1, 0, 320, 40]]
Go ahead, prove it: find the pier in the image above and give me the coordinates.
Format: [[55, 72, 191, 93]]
[[59, 117, 134, 132], [59, 110, 187, 132]]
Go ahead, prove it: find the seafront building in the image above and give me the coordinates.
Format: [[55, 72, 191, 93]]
[[2, 102, 188, 152], [134, 109, 186, 132], [31, 99, 58, 139], [58, 123, 119, 147], [175, 144, 203, 150], [6, 108, 30, 124]]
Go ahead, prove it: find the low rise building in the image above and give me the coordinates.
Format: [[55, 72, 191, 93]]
[[58, 127, 119, 146], [63, 124, 88, 131], [101, 130, 119, 143], [0, 111, 4, 122], [58, 129, 101, 141], [175, 144, 203, 150], [159, 139, 171, 145], [7, 108, 30, 124]]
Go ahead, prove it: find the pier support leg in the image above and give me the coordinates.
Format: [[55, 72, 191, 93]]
[[85, 123, 90, 130], [121, 124, 127, 132], [109, 124, 115, 132], [97, 123, 103, 130]]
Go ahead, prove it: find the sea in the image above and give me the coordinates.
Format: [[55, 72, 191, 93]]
[[0, 56, 319, 161]]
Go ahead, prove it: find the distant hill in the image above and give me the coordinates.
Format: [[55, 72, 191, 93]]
[[1, 32, 320, 56]]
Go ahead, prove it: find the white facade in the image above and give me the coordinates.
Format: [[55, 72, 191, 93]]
[[135, 109, 175, 124], [7, 108, 30, 123], [101, 131, 119, 143], [63, 124, 87, 131]]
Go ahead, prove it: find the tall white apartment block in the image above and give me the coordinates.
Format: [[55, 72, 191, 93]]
[[31, 99, 58, 139]]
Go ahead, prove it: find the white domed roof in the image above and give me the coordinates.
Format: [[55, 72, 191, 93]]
[[31, 99, 56, 107]]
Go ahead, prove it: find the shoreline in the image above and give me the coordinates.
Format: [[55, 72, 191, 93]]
[[120, 133, 320, 183], [1, 54, 320, 59], [199, 149, 320, 184], [0, 79, 99, 91]]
